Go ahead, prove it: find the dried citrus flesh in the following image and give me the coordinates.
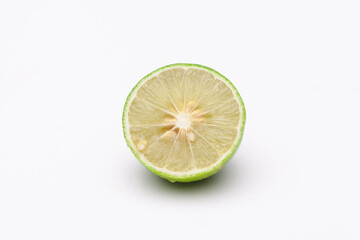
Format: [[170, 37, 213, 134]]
[[123, 64, 246, 182]]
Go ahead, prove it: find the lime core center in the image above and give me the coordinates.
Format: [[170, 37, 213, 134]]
[[176, 112, 191, 129]]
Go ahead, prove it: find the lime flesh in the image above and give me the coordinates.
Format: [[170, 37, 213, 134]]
[[123, 64, 246, 182]]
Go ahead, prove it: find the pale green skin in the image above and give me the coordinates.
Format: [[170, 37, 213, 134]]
[[123, 63, 246, 182]]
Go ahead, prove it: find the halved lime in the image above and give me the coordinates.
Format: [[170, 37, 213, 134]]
[[123, 63, 246, 182]]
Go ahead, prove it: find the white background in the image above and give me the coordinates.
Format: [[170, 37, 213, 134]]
[[1, 0, 360, 239]]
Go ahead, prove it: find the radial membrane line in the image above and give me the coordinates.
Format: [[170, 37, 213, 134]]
[[197, 98, 235, 116], [187, 73, 211, 113], [164, 130, 181, 168], [136, 97, 177, 118], [142, 126, 176, 154], [158, 74, 180, 114], [142, 135, 162, 154], [181, 69, 187, 111], [130, 123, 175, 128], [190, 127, 220, 157], [186, 134, 196, 169], [194, 123, 237, 129]]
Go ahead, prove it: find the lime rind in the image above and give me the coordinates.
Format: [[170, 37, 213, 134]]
[[123, 63, 246, 182]]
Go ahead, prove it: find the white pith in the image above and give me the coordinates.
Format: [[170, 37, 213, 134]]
[[175, 112, 191, 129]]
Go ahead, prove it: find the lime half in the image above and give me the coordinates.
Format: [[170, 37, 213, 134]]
[[123, 63, 246, 182]]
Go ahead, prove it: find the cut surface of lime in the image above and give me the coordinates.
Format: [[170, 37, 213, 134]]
[[123, 64, 246, 182]]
